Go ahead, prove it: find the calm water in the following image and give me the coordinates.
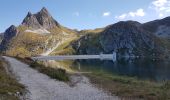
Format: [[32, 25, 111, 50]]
[[70, 59, 170, 82]]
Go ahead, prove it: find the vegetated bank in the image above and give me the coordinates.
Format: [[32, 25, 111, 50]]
[[15, 56, 170, 100], [85, 72, 170, 100], [0, 58, 25, 100], [15, 57, 69, 82]]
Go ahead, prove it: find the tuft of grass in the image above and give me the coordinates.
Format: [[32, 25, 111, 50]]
[[0, 59, 25, 100], [86, 72, 170, 100], [30, 62, 69, 81], [15, 57, 69, 82]]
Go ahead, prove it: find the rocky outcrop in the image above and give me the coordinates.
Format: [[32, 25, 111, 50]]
[[35, 7, 59, 29], [100, 21, 155, 54], [22, 7, 59, 29], [72, 21, 166, 58], [0, 33, 4, 44], [0, 25, 18, 50], [3, 25, 18, 40], [72, 31, 103, 55], [22, 12, 42, 29], [142, 17, 170, 37]]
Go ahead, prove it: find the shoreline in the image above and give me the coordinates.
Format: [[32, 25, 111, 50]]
[[84, 72, 170, 100], [11, 56, 170, 100]]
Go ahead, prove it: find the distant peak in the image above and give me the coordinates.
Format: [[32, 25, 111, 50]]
[[26, 11, 33, 17], [40, 7, 49, 14], [28, 11, 32, 15], [8, 25, 16, 29], [21, 7, 59, 29], [4, 25, 18, 40], [22, 11, 42, 29], [6, 25, 17, 33], [41, 7, 47, 11]]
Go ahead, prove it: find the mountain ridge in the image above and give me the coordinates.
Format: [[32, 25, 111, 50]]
[[0, 7, 78, 57], [0, 7, 170, 59], [70, 20, 170, 59], [22, 7, 60, 29]]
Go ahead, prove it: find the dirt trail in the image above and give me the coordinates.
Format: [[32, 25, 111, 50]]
[[3, 56, 119, 100]]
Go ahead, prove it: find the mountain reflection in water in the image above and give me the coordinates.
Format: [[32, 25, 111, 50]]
[[71, 59, 170, 82]]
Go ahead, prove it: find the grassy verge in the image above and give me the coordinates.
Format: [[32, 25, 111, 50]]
[[30, 61, 69, 81], [15, 57, 69, 82], [86, 73, 170, 100], [0, 59, 25, 100]]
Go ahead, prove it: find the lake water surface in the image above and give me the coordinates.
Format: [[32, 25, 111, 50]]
[[70, 59, 170, 82]]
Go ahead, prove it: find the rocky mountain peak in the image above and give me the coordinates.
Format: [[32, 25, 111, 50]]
[[35, 7, 59, 29], [21, 7, 59, 29], [8, 25, 16, 30], [39, 7, 49, 15], [113, 21, 141, 28], [0, 25, 18, 50], [27, 12, 33, 17], [4, 25, 18, 40], [99, 21, 155, 54], [22, 12, 42, 29]]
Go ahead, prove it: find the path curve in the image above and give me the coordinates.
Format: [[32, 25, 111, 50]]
[[3, 56, 119, 100]]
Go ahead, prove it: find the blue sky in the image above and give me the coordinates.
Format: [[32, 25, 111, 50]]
[[0, 0, 170, 32]]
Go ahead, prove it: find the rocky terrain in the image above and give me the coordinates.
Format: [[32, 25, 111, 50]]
[[0, 7, 170, 59], [0, 7, 78, 57], [71, 21, 170, 59], [142, 17, 170, 38], [22, 7, 59, 29]]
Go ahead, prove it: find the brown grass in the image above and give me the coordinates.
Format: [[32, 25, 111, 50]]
[[0, 58, 25, 100], [86, 73, 170, 100]]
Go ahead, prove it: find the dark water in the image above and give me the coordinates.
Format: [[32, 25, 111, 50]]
[[71, 59, 170, 82]]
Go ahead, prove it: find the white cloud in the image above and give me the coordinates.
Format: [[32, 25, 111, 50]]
[[103, 12, 111, 17], [73, 12, 80, 16], [159, 13, 164, 17], [115, 8, 145, 20], [152, 0, 167, 8], [115, 14, 127, 20], [150, 0, 170, 17], [134, 9, 145, 17]]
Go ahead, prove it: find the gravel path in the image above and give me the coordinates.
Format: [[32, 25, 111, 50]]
[[3, 56, 119, 100]]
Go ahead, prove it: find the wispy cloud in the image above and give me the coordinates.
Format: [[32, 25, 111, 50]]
[[115, 8, 145, 20], [150, 0, 170, 18], [73, 12, 80, 16], [115, 14, 127, 20], [103, 12, 111, 17]]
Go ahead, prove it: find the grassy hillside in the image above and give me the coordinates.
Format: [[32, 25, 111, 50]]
[[50, 37, 78, 55], [2, 25, 78, 57], [51, 28, 104, 55]]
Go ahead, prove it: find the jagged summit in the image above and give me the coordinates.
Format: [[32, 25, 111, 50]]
[[22, 7, 59, 29], [8, 25, 16, 29], [39, 7, 49, 15], [22, 12, 42, 29], [4, 25, 18, 40], [27, 12, 32, 17], [0, 25, 18, 50], [35, 7, 59, 29]]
